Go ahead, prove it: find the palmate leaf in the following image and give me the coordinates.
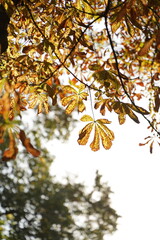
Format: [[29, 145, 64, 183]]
[[126, 103, 149, 115], [78, 115, 114, 151], [61, 84, 88, 114], [112, 101, 149, 124], [95, 98, 112, 116], [28, 93, 49, 114]]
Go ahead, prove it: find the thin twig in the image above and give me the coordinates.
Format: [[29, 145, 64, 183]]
[[88, 87, 95, 121]]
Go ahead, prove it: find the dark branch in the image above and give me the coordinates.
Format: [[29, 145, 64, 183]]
[[104, 14, 160, 136]]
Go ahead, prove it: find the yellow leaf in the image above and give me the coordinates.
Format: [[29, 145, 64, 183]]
[[80, 92, 88, 100], [78, 122, 94, 145], [98, 123, 114, 140], [118, 113, 126, 125], [80, 115, 94, 122], [38, 102, 43, 114], [62, 85, 77, 94], [77, 83, 86, 92], [111, 20, 121, 33], [97, 119, 111, 124], [78, 100, 86, 112], [29, 98, 38, 109], [44, 102, 49, 114], [61, 95, 76, 106], [125, 17, 135, 37], [90, 125, 100, 151], [65, 99, 77, 114], [98, 126, 112, 150]]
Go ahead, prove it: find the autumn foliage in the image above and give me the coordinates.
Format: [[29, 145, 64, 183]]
[[0, 0, 160, 159]]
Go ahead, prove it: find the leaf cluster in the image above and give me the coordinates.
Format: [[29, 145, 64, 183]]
[[0, 0, 160, 155]]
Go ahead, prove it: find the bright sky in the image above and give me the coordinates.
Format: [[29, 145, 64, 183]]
[[50, 115, 160, 240]]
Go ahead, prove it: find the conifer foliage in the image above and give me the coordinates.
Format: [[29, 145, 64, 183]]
[[0, 0, 160, 158]]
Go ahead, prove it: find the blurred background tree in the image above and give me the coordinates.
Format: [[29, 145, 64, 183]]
[[0, 108, 119, 240]]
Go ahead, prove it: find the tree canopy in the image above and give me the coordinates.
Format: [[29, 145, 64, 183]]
[[0, 100, 119, 239], [0, 145, 119, 240], [0, 0, 160, 159]]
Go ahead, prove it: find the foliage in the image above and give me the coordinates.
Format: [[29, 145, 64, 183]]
[[0, 0, 160, 156], [0, 153, 119, 240]]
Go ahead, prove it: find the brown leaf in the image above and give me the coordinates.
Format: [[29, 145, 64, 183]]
[[2, 147, 18, 161], [154, 93, 160, 112], [2, 136, 18, 161], [138, 38, 154, 56], [150, 140, 154, 154], [19, 130, 40, 157], [127, 103, 149, 115], [22, 45, 32, 53]]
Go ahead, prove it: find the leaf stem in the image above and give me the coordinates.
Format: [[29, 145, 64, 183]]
[[88, 87, 95, 121]]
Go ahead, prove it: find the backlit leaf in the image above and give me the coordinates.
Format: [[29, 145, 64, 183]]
[[127, 103, 149, 115], [78, 99, 86, 112], [118, 113, 126, 125], [62, 85, 77, 94], [65, 99, 77, 114], [77, 122, 94, 145], [97, 119, 112, 124], [80, 115, 94, 122], [90, 126, 100, 151], [78, 117, 114, 151], [61, 84, 88, 114], [61, 95, 76, 106], [97, 122, 114, 141], [98, 127, 112, 150]]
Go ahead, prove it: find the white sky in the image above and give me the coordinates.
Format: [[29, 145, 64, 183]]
[[50, 114, 160, 240]]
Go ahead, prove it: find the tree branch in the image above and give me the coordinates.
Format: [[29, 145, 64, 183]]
[[104, 14, 160, 136]]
